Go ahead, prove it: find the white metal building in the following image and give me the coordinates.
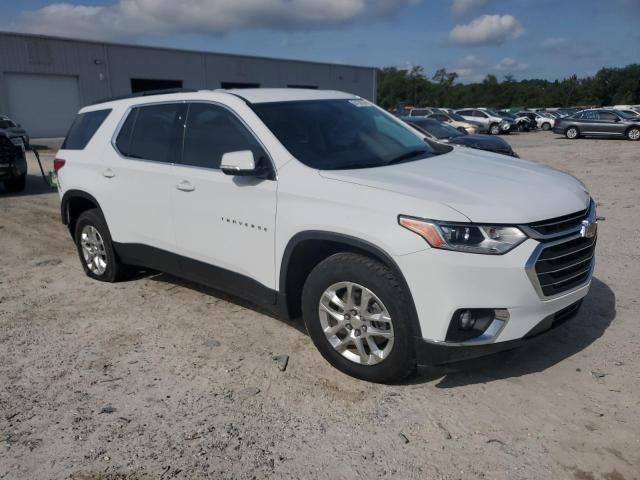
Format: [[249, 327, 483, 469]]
[[0, 32, 377, 138]]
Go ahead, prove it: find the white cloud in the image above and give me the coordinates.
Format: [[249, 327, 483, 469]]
[[449, 14, 524, 46], [451, 0, 489, 15], [448, 55, 485, 81], [11, 0, 416, 39], [495, 57, 528, 72]]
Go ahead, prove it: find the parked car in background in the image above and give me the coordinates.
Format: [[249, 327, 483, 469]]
[[56, 88, 597, 383], [455, 108, 512, 135], [554, 109, 640, 140], [0, 129, 27, 192], [0, 116, 29, 149], [516, 111, 555, 130], [426, 111, 480, 134], [499, 111, 533, 131], [408, 107, 436, 117], [403, 116, 519, 157]]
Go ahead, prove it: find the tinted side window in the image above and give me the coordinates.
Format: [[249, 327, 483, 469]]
[[182, 103, 264, 169], [583, 111, 598, 120], [598, 111, 618, 121], [126, 103, 185, 162], [115, 109, 138, 156], [457, 110, 471, 116], [473, 110, 487, 118], [62, 109, 111, 150]]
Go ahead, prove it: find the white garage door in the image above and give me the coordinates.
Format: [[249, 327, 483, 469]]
[[5, 73, 81, 138]]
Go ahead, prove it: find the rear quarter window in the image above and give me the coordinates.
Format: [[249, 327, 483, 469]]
[[62, 109, 111, 150]]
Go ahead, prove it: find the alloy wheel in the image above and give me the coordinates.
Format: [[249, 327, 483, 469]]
[[318, 281, 394, 365], [566, 128, 578, 139], [80, 225, 108, 275], [628, 128, 640, 141]]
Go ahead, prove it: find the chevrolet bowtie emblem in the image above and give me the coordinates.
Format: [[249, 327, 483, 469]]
[[580, 219, 597, 238]]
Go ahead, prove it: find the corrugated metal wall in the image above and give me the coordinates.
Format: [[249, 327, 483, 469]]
[[0, 32, 376, 137]]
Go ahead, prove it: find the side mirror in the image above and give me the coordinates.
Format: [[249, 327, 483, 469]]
[[220, 150, 271, 179]]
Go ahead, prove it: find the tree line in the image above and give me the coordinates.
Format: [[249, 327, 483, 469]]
[[376, 64, 640, 110]]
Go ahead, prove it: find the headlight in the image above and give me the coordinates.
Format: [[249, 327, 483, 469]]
[[10, 137, 24, 146], [398, 216, 527, 254]]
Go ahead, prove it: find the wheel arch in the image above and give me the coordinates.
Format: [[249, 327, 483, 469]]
[[60, 189, 102, 236], [279, 231, 422, 337]]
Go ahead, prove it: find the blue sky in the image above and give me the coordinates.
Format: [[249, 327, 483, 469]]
[[3, 0, 639, 82]]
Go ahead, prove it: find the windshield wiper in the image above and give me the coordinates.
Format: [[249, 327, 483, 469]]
[[385, 149, 430, 166]]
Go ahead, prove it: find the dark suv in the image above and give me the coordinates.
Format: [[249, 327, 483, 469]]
[[554, 109, 640, 141], [0, 116, 29, 150], [0, 130, 27, 192]]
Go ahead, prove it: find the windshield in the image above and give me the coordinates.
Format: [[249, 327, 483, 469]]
[[484, 109, 502, 117], [448, 112, 466, 122], [0, 120, 17, 129], [253, 99, 439, 170], [408, 118, 463, 139]]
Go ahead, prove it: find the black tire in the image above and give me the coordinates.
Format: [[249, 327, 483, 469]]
[[489, 123, 501, 135], [301, 252, 416, 383], [74, 209, 130, 282], [626, 127, 640, 141], [565, 126, 580, 140], [4, 173, 26, 193], [541, 122, 551, 131]]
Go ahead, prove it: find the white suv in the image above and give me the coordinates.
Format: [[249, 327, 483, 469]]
[[55, 89, 597, 383]]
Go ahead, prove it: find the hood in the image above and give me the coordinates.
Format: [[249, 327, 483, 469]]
[[448, 134, 513, 153], [319, 148, 590, 224]]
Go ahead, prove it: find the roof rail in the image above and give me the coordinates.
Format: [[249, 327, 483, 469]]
[[91, 88, 198, 105]]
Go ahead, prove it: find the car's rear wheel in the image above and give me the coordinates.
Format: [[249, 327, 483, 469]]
[[565, 126, 579, 139], [489, 123, 501, 135], [627, 127, 640, 141], [3, 173, 26, 193], [302, 252, 416, 383], [542, 122, 551, 131], [74, 209, 129, 282]]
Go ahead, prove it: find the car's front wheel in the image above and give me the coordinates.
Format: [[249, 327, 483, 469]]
[[302, 252, 416, 383], [542, 122, 551, 131], [627, 127, 640, 141], [74, 209, 129, 282], [565, 126, 580, 139], [489, 123, 501, 135]]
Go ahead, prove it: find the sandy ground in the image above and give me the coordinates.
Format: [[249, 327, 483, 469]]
[[1, 132, 638, 480]]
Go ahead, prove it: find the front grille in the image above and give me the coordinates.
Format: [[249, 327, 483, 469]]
[[0, 138, 19, 164], [533, 235, 596, 296], [527, 207, 589, 238]]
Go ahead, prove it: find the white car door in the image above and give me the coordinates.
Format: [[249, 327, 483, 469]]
[[100, 102, 186, 260], [171, 101, 278, 303]]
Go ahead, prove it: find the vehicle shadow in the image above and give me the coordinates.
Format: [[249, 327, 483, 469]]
[[411, 277, 615, 388], [0, 172, 56, 197], [123, 267, 615, 386], [145, 272, 308, 336]]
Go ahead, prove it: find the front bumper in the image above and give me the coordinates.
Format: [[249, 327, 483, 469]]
[[414, 300, 582, 365], [395, 238, 593, 362]]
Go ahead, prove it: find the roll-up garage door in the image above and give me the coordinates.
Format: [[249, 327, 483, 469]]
[[5, 73, 81, 138]]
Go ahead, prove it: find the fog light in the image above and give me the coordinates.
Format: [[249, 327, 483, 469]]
[[446, 308, 509, 343], [458, 310, 476, 330]]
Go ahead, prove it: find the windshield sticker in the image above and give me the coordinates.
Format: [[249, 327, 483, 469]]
[[349, 99, 371, 108]]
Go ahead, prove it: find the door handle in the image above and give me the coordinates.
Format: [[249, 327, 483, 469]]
[[176, 181, 195, 192], [102, 168, 115, 178]]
